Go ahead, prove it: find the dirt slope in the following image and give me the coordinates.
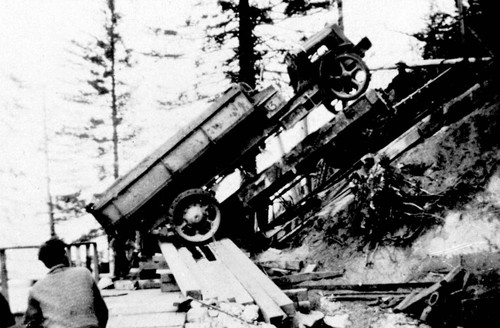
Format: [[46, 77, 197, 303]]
[[255, 76, 500, 327], [269, 82, 500, 281]]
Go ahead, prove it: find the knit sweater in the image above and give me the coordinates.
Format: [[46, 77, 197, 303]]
[[25, 265, 108, 328]]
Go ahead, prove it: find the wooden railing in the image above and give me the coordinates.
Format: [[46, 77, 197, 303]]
[[0, 242, 99, 302]]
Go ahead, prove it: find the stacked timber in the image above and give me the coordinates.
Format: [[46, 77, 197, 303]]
[[158, 238, 296, 326]]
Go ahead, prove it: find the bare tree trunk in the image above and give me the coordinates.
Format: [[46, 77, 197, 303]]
[[108, 0, 120, 179], [238, 0, 256, 89], [42, 88, 56, 237]]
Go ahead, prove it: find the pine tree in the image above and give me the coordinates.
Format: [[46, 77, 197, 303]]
[[413, 1, 493, 60], [66, 0, 135, 182], [206, 0, 334, 90]]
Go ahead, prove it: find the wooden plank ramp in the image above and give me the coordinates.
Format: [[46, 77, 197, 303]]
[[211, 239, 296, 317], [103, 289, 186, 328], [158, 243, 202, 300], [158, 239, 296, 325]]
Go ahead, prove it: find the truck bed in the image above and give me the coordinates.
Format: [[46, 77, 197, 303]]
[[89, 84, 264, 235]]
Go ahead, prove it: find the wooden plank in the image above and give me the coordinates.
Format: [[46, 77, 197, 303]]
[[214, 239, 296, 316], [202, 258, 254, 305], [161, 280, 181, 293], [210, 242, 286, 325], [158, 243, 202, 300], [104, 290, 185, 315], [196, 259, 236, 303], [293, 281, 434, 291], [301, 264, 317, 273], [283, 288, 308, 303], [107, 312, 186, 328], [272, 270, 345, 287], [394, 266, 465, 312], [379, 123, 423, 161], [177, 248, 216, 301]]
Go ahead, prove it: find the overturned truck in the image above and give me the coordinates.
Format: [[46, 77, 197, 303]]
[[87, 23, 371, 244]]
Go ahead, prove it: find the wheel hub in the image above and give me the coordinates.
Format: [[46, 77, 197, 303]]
[[183, 204, 204, 224]]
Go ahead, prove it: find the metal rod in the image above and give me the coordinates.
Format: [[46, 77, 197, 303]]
[[370, 57, 491, 71]]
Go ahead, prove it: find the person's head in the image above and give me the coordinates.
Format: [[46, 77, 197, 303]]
[[38, 237, 69, 268]]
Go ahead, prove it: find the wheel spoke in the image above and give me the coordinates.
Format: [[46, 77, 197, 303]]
[[351, 78, 363, 89], [338, 61, 348, 75], [319, 52, 370, 101], [345, 64, 362, 75]]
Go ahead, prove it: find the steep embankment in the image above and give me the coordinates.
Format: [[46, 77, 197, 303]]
[[271, 80, 500, 285]]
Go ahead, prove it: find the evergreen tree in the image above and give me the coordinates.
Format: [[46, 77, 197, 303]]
[[207, 0, 272, 89], [66, 0, 135, 182], [413, 1, 492, 60], [0, 74, 54, 237], [206, 0, 334, 90]]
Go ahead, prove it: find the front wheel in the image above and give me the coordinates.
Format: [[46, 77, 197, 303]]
[[168, 188, 221, 244], [319, 52, 371, 102]]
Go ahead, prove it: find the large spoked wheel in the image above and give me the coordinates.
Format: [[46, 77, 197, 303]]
[[319, 52, 370, 102], [169, 189, 221, 244]]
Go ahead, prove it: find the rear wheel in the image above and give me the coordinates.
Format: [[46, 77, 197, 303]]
[[319, 52, 370, 103], [169, 188, 221, 244]]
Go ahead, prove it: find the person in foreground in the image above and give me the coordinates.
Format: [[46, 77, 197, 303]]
[[24, 238, 108, 328], [0, 291, 16, 328]]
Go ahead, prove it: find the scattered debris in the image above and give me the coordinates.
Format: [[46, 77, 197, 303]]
[[323, 313, 351, 328], [296, 310, 325, 327]]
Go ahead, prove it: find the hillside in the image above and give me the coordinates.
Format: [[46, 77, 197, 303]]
[[255, 69, 500, 327]]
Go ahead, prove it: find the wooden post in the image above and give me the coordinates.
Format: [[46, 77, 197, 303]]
[[74, 245, 81, 267], [92, 243, 100, 282], [85, 244, 92, 271], [65, 247, 72, 267], [0, 249, 9, 302]]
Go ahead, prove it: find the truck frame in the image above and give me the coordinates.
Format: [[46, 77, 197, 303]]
[[87, 23, 371, 244]]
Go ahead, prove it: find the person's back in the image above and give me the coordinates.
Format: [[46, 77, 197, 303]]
[[24, 238, 108, 328], [0, 292, 15, 328], [29, 266, 102, 328]]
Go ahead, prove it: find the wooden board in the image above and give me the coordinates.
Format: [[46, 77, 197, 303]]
[[200, 258, 254, 305], [158, 243, 202, 300], [108, 312, 186, 328], [104, 289, 186, 328], [212, 239, 295, 317], [197, 259, 237, 303], [210, 241, 286, 325], [177, 248, 217, 300], [211, 260, 255, 305], [218, 239, 296, 316], [272, 270, 345, 287]]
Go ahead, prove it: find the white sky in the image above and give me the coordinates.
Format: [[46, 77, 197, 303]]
[[0, 0, 457, 249]]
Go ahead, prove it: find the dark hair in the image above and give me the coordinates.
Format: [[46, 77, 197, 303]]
[[38, 238, 69, 268]]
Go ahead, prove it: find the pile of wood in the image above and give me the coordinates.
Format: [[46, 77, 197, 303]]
[[158, 238, 296, 326]]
